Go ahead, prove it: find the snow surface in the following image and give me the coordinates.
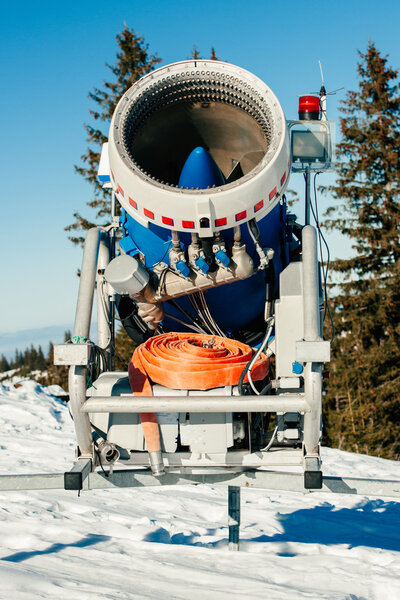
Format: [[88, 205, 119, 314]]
[[1, 380, 400, 599]]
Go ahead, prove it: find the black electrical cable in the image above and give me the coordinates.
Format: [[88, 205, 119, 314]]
[[265, 260, 275, 321], [238, 356, 253, 395], [238, 320, 274, 396], [259, 381, 273, 396], [93, 439, 109, 478], [166, 299, 210, 334]]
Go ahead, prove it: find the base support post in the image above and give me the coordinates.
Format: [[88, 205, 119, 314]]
[[64, 458, 92, 491], [228, 485, 241, 551]]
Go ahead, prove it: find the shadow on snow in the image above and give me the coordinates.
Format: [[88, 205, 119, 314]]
[[144, 498, 400, 552], [1, 533, 110, 563]]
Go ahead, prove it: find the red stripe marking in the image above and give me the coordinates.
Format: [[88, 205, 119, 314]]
[[129, 197, 137, 209], [111, 171, 115, 181], [144, 208, 154, 219], [235, 210, 247, 222], [254, 200, 264, 213], [215, 217, 227, 227], [182, 220, 195, 229], [117, 184, 124, 197], [280, 172, 286, 186], [269, 187, 277, 201], [162, 216, 174, 226]]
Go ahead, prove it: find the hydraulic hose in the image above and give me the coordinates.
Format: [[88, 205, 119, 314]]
[[128, 333, 268, 474]]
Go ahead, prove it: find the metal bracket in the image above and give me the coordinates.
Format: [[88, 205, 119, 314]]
[[296, 340, 330, 363], [54, 344, 91, 366]]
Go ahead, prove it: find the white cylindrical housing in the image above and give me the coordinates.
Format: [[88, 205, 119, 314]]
[[105, 254, 149, 296], [108, 60, 290, 237]]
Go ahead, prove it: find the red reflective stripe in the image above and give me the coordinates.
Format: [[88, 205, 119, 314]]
[[111, 171, 115, 181], [117, 184, 124, 197], [215, 217, 227, 227], [182, 220, 195, 229], [144, 208, 154, 219], [254, 200, 264, 213], [269, 187, 277, 201], [235, 210, 247, 221], [162, 216, 174, 226], [280, 172, 286, 186], [129, 197, 137, 209]]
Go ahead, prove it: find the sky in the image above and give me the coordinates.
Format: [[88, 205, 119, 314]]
[[1, 0, 400, 340]]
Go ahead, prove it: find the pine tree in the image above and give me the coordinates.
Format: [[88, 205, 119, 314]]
[[191, 45, 201, 59], [13, 349, 23, 368], [191, 46, 220, 60], [37, 346, 46, 371], [115, 327, 138, 370], [65, 26, 162, 245], [0, 354, 10, 372], [28, 344, 38, 370], [323, 42, 400, 459]]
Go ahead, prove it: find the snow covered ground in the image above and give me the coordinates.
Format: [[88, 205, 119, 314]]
[[0, 380, 400, 599]]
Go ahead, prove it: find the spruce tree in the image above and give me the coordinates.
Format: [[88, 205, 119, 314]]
[[0, 355, 10, 372], [37, 346, 46, 371], [65, 26, 161, 245], [323, 42, 400, 459]]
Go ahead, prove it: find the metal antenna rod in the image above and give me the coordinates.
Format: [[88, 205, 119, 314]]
[[318, 60, 325, 87]]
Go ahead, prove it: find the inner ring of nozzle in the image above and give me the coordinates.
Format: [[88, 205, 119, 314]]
[[121, 71, 275, 188]]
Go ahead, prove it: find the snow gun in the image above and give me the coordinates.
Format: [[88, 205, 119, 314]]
[[55, 60, 335, 489]]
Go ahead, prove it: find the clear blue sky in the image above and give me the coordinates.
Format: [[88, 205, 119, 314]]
[[1, 0, 400, 336]]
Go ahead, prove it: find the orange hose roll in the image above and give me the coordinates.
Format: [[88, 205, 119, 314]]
[[128, 332, 269, 455]]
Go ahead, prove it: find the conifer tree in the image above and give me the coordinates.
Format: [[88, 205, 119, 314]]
[[191, 45, 201, 59], [191, 46, 220, 60], [323, 42, 400, 459], [37, 346, 46, 371], [114, 326, 138, 370], [65, 26, 161, 245], [0, 355, 10, 372]]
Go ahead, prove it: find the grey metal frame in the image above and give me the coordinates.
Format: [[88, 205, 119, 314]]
[[1, 465, 399, 498], [64, 225, 327, 474], [2, 462, 398, 554]]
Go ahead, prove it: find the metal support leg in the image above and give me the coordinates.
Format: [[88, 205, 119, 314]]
[[228, 485, 241, 551], [69, 227, 104, 458], [302, 225, 323, 488], [97, 232, 111, 368], [64, 458, 92, 491], [69, 365, 93, 457]]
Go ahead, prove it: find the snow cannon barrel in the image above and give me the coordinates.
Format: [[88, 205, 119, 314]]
[[108, 60, 290, 236]]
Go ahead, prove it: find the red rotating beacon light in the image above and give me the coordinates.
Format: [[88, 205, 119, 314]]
[[298, 95, 320, 120]]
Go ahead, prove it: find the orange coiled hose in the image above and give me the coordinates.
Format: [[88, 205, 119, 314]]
[[128, 332, 268, 454]]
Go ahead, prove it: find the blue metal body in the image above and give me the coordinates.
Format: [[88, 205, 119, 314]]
[[121, 201, 288, 335], [178, 147, 225, 189], [120, 146, 289, 336]]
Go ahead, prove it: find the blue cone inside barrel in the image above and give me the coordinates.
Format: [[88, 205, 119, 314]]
[[178, 147, 226, 189]]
